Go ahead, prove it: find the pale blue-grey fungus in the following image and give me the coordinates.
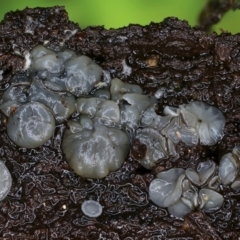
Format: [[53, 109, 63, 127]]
[[135, 100, 225, 169], [29, 45, 65, 78], [56, 48, 77, 62], [207, 175, 221, 190], [120, 103, 141, 131], [0, 100, 22, 117], [168, 198, 192, 219], [163, 106, 180, 117], [231, 177, 240, 191], [7, 102, 55, 148], [121, 93, 157, 114], [181, 182, 199, 210], [198, 188, 224, 212], [186, 160, 216, 187], [81, 200, 103, 218], [110, 77, 142, 102], [160, 115, 198, 146], [219, 147, 240, 185], [29, 45, 103, 97], [179, 101, 225, 146], [140, 104, 172, 129], [92, 87, 110, 100], [1, 84, 28, 102], [76, 97, 120, 126], [119, 94, 157, 132], [0, 85, 28, 116], [76, 97, 100, 118], [0, 161, 12, 201], [149, 163, 224, 219], [149, 168, 186, 208], [217, 147, 240, 191], [63, 55, 103, 96], [62, 116, 130, 179], [171, 118, 198, 146], [28, 79, 75, 123], [135, 128, 168, 169]]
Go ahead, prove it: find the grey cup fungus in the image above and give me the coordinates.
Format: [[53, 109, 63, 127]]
[[149, 147, 240, 218], [149, 168, 186, 208], [185, 160, 216, 187], [149, 161, 224, 219], [167, 198, 193, 219], [7, 102, 56, 148], [135, 100, 225, 169], [110, 77, 143, 101], [81, 200, 103, 218], [0, 161, 12, 201], [29, 45, 103, 96], [28, 79, 75, 124], [134, 128, 168, 169], [62, 117, 130, 179], [219, 147, 240, 187], [198, 188, 224, 212], [0, 84, 29, 117], [179, 101, 226, 146]]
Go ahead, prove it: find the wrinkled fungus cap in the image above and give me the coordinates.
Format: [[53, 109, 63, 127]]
[[0, 161, 12, 201], [179, 101, 225, 145]]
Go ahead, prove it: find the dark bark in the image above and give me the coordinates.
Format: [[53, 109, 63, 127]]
[[0, 6, 240, 239]]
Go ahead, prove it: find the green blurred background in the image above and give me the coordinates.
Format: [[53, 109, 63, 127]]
[[0, 0, 239, 34]]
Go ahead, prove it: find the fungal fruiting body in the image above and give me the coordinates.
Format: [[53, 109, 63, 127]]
[[0, 45, 230, 217], [219, 147, 240, 190], [0, 161, 12, 201], [149, 162, 224, 219], [149, 147, 240, 218], [179, 101, 225, 146], [81, 200, 103, 218], [62, 117, 130, 179], [7, 102, 56, 149], [135, 100, 225, 169]]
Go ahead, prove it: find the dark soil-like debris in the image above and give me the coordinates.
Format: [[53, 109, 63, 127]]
[[0, 6, 240, 240]]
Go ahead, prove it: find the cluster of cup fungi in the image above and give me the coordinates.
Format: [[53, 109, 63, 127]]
[[1, 45, 239, 219]]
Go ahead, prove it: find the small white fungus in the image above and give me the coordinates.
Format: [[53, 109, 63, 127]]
[[81, 200, 103, 218], [24, 51, 31, 70], [0, 161, 12, 201]]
